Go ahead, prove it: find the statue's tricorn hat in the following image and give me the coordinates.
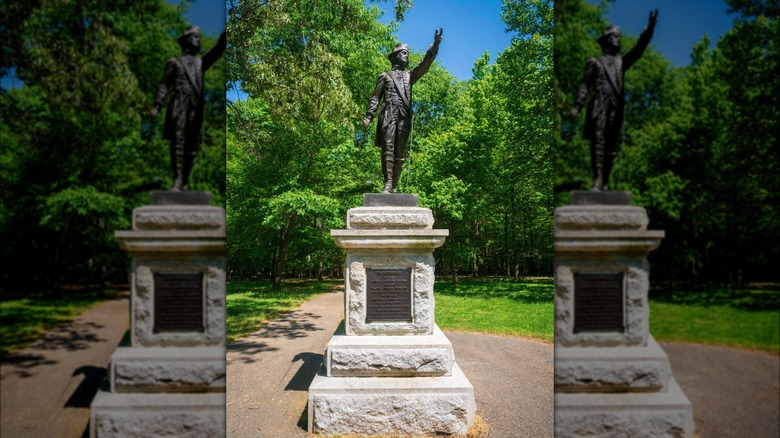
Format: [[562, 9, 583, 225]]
[[177, 25, 201, 47], [387, 43, 409, 61], [597, 25, 621, 47]]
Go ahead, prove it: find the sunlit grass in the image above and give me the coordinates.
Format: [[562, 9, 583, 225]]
[[434, 277, 554, 342], [1, 288, 120, 355], [649, 286, 780, 355]]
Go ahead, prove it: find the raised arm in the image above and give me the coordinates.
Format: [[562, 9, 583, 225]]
[[363, 73, 386, 128], [409, 28, 442, 85], [202, 29, 226, 71], [622, 10, 657, 71]]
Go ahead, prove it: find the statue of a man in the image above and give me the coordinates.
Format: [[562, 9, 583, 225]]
[[570, 10, 658, 191], [150, 25, 226, 191], [362, 29, 443, 193]]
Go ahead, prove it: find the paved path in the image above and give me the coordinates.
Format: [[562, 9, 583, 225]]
[[226, 289, 555, 437], [0, 297, 129, 438]]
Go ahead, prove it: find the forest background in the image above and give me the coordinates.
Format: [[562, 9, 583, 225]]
[[1, 0, 777, 294]]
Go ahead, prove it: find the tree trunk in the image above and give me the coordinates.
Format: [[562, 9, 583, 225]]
[[272, 211, 297, 290]]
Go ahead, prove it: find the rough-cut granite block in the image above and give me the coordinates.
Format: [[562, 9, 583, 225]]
[[347, 206, 433, 229], [326, 324, 454, 377], [554, 336, 671, 392], [110, 347, 226, 392], [90, 392, 225, 438], [309, 363, 475, 436], [555, 205, 649, 231], [554, 378, 693, 438], [133, 205, 225, 232]]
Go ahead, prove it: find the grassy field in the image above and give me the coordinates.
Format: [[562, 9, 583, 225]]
[[226, 279, 340, 343], [226, 277, 554, 343], [433, 277, 554, 342], [0, 288, 121, 356], [649, 286, 780, 355]]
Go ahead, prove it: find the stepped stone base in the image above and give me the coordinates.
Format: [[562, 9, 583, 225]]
[[109, 347, 225, 392], [90, 392, 225, 438], [555, 336, 671, 393], [554, 378, 693, 438], [309, 363, 475, 436], [325, 324, 454, 377]]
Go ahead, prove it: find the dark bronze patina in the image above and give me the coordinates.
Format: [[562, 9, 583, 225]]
[[362, 29, 443, 193], [366, 267, 413, 323], [573, 272, 625, 333], [150, 25, 226, 191], [153, 272, 205, 333], [571, 10, 658, 191]]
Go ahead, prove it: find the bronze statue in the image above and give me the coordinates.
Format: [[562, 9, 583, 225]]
[[570, 10, 658, 191], [362, 29, 443, 193], [150, 25, 226, 191]]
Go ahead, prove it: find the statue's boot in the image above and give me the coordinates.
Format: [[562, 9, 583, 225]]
[[172, 148, 185, 191], [390, 158, 404, 193], [591, 151, 604, 191], [602, 153, 615, 191], [382, 155, 394, 193], [181, 151, 196, 191]]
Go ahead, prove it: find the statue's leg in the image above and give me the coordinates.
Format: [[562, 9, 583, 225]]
[[382, 152, 394, 193], [391, 116, 410, 193], [182, 146, 197, 191], [381, 118, 397, 193], [590, 139, 605, 191], [171, 131, 186, 191], [603, 147, 617, 190]]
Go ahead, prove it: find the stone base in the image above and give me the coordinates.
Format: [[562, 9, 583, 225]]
[[325, 324, 454, 377], [363, 193, 419, 207], [571, 190, 631, 205], [555, 335, 671, 392], [554, 378, 693, 438], [90, 391, 225, 438], [308, 363, 475, 436], [109, 347, 226, 392], [151, 191, 211, 205]]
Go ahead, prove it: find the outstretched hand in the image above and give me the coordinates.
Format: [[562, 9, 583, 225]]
[[434, 28, 443, 46], [648, 9, 659, 27]]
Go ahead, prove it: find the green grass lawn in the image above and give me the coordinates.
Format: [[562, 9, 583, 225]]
[[226, 277, 555, 344], [434, 277, 554, 342], [226, 279, 340, 343], [1, 288, 121, 356], [649, 286, 780, 355]]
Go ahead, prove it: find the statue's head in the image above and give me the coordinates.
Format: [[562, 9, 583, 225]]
[[598, 25, 621, 54], [388, 43, 410, 68], [178, 25, 201, 54]]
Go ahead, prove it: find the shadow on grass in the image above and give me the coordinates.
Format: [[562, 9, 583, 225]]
[[1, 288, 122, 356], [226, 279, 340, 361], [650, 284, 780, 311], [435, 277, 553, 304]]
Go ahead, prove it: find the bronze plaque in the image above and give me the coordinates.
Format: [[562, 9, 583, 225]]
[[573, 272, 624, 333], [366, 267, 413, 323], [153, 272, 204, 333]]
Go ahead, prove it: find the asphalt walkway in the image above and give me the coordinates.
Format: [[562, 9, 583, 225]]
[[1, 290, 778, 438], [0, 296, 129, 438]]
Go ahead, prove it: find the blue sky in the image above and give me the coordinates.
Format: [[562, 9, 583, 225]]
[[370, 0, 514, 82], [587, 0, 734, 66]]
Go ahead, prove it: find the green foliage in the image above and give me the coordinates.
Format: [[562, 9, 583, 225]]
[[1, 1, 225, 289], [554, 0, 779, 285], [226, 0, 554, 282]]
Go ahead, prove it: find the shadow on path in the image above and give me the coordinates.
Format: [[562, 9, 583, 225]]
[[228, 309, 325, 364]]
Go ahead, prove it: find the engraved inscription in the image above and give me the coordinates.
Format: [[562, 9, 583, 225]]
[[574, 273, 624, 333], [366, 267, 412, 322], [154, 272, 204, 333]]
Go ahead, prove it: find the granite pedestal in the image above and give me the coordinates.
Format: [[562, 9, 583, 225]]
[[90, 192, 226, 437], [553, 192, 693, 437], [308, 194, 475, 436]]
